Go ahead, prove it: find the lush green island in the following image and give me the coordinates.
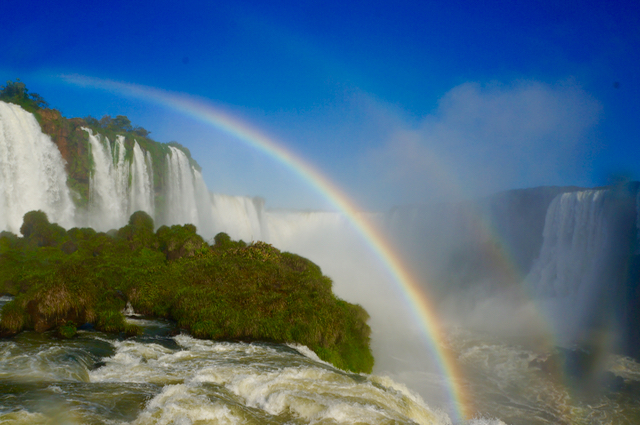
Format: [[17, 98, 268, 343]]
[[0, 211, 374, 373]]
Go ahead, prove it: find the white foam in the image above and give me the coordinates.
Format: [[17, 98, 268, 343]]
[[132, 384, 241, 425], [87, 335, 449, 424]]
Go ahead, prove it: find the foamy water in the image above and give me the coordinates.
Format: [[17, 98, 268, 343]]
[[2, 317, 639, 424], [0, 320, 456, 425]]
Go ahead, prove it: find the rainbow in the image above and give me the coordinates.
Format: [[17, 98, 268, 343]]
[[61, 74, 472, 421]]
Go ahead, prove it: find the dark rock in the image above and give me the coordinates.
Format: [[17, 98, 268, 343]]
[[92, 361, 106, 370]]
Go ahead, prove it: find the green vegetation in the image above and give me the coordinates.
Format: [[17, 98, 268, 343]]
[[0, 211, 374, 373], [0, 79, 48, 112]]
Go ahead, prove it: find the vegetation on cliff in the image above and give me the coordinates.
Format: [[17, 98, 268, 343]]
[[0, 211, 374, 373], [0, 79, 48, 112]]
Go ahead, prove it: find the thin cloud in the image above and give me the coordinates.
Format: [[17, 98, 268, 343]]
[[362, 80, 602, 206]]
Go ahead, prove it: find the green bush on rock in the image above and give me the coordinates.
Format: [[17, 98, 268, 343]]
[[0, 211, 374, 373]]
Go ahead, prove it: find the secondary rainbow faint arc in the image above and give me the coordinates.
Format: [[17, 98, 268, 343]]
[[61, 74, 472, 421]]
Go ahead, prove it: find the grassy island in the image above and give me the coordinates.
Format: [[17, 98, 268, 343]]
[[0, 211, 373, 373]]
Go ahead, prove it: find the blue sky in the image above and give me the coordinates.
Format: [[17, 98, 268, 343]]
[[1, 0, 638, 210]]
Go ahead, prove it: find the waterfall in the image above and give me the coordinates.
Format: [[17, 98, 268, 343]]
[[0, 105, 271, 238], [84, 130, 157, 231], [0, 102, 75, 233], [523, 188, 637, 344], [207, 193, 267, 242], [129, 141, 154, 215], [164, 146, 199, 227], [527, 190, 609, 298], [85, 130, 130, 230]]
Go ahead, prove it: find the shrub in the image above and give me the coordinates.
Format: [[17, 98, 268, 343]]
[[19, 211, 68, 247]]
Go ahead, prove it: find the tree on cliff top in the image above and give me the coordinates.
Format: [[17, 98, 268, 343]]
[[0, 79, 48, 111], [84, 114, 151, 138]]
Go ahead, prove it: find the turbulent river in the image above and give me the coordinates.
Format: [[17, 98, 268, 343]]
[[2, 297, 640, 425], [0, 298, 448, 425]]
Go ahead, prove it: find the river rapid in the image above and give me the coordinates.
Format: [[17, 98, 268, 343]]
[[2, 295, 640, 425], [0, 298, 452, 425]]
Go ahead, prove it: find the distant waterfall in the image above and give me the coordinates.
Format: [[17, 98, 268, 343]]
[[0, 103, 358, 249], [0, 104, 277, 239], [0, 102, 75, 233], [524, 188, 640, 343], [526, 190, 609, 299], [208, 193, 267, 242]]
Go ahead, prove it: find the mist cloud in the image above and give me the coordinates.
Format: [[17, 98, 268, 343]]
[[361, 80, 602, 206]]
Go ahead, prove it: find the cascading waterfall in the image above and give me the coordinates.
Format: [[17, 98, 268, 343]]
[[527, 190, 609, 298], [208, 193, 268, 242], [85, 129, 156, 231], [0, 104, 340, 248], [0, 102, 75, 233], [164, 146, 200, 227], [525, 189, 617, 343], [85, 130, 129, 230], [129, 142, 155, 215], [192, 168, 217, 236]]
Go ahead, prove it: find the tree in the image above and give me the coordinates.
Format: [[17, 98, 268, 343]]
[[0, 80, 27, 99], [117, 211, 157, 250], [0, 79, 48, 111], [133, 126, 150, 137], [84, 115, 100, 127], [112, 115, 132, 132], [99, 115, 112, 128], [20, 210, 67, 247], [28, 92, 48, 109]]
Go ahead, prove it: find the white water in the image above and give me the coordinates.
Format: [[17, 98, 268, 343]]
[[164, 146, 200, 227], [130, 142, 155, 215], [85, 130, 128, 230], [525, 190, 611, 342], [85, 128, 156, 231], [0, 324, 459, 425], [0, 102, 75, 233], [2, 319, 638, 424]]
